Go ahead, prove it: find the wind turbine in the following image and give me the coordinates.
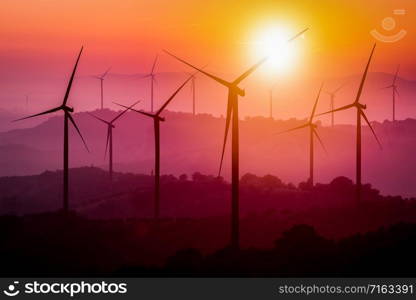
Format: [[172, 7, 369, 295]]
[[88, 100, 140, 181], [186, 66, 207, 115], [188, 72, 197, 115], [164, 27, 308, 250], [14, 47, 89, 213], [115, 73, 195, 220], [141, 55, 159, 112], [279, 84, 326, 186], [93, 67, 111, 110], [318, 43, 382, 205], [269, 81, 279, 119], [325, 82, 346, 127], [383, 64, 400, 122]]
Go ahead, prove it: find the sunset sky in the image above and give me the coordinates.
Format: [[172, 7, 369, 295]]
[[0, 0, 415, 119]]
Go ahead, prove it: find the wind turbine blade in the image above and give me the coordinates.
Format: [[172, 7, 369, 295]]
[[309, 83, 324, 122], [13, 106, 62, 122], [232, 57, 268, 85], [333, 82, 347, 94], [111, 100, 141, 123], [381, 85, 393, 89], [394, 87, 400, 97], [151, 55, 158, 74], [63, 46, 84, 106], [287, 28, 309, 42], [102, 67, 112, 78], [276, 123, 309, 134], [87, 112, 110, 125], [354, 43, 376, 104], [67, 112, 89, 152], [232, 28, 307, 85], [104, 126, 110, 159], [313, 128, 328, 155], [113, 102, 155, 118], [163, 50, 231, 87], [360, 110, 382, 150], [218, 97, 233, 177], [316, 103, 355, 116], [155, 72, 197, 115], [393, 64, 400, 85]]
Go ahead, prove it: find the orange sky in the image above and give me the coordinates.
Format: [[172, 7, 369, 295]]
[[0, 0, 415, 118], [1, 0, 415, 74]]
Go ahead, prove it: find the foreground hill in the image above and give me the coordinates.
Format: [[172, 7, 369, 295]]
[[2, 167, 416, 275], [2, 214, 416, 276], [1, 166, 416, 239]]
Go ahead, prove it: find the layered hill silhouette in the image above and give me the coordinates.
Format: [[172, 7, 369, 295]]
[[2, 71, 416, 122], [1, 167, 416, 237], [2, 169, 416, 276], [1, 108, 416, 197]]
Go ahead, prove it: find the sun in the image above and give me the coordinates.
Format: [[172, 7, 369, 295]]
[[251, 26, 301, 75]]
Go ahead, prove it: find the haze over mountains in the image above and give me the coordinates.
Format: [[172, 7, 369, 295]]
[[2, 71, 416, 124], [0, 106, 416, 197]]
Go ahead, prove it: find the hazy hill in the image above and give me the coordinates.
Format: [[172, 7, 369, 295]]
[[1, 109, 416, 197], [2, 71, 416, 124]]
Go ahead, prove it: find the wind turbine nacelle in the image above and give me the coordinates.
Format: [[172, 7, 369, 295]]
[[63, 106, 74, 113], [237, 88, 245, 97], [158, 116, 166, 122], [359, 103, 367, 110]]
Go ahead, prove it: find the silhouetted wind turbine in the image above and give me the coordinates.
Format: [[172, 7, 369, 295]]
[[93, 67, 111, 110], [142, 55, 159, 112], [279, 84, 326, 186], [186, 66, 207, 115], [325, 82, 346, 127], [187, 72, 197, 115], [383, 64, 400, 122], [318, 43, 382, 205], [14, 47, 89, 213], [115, 73, 195, 219], [88, 100, 140, 181], [164, 27, 308, 250], [269, 81, 279, 119]]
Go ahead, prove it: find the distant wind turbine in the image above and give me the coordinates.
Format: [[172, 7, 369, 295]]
[[115, 73, 195, 220], [141, 55, 159, 112], [88, 100, 140, 181], [93, 67, 111, 110], [25, 95, 29, 111], [186, 67, 207, 116], [14, 47, 89, 213], [269, 81, 279, 119], [318, 43, 382, 205], [164, 27, 308, 250], [325, 82, 346, 127], [279, 84, 326, 186], [382, 64, 400, 122], [187, 72, 197, 115]]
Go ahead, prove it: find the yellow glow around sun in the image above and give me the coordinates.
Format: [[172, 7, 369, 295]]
[[251, 26, 301, 75]]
